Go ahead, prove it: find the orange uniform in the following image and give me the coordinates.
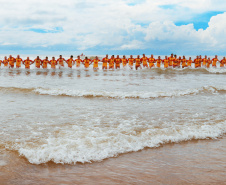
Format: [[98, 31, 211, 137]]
[[16, 58, 23, 68], [3, 60, 8, 67], [194, 59, 200, 68], [83, 59, 91, 68], [142, 57, 148, 67], [42, 59, 49, 69], [220, 59, 225, 67], [24, 59, 32, 69], [57, 58, 65, 67], [148, 58, 155, 68], [93, 59, 100, 68], [206, 60, 211, 68], [181, 59, 187, 68], [202, 58, 207, 66], [156, 59, 162, 68], [187, 59, 192, 67], [121, 59, 128, 67], [173, 59, 179, 68], [128, 58, 134, 68], [66, 58, 74, 68], [0, 60, 2, 67], [135, 58, 141, 67], [102, 58, 109, 69], [75, 59, 82, 67], [212, 58, 218, 67], [115, 58, 121, 68], [34, 59, 42, 68], [108, 59, 115, 69], [50, 60, 57, 69], [163, 59, 169, 68], [168, 57, 175, 66], [8, 57, 15, 67]]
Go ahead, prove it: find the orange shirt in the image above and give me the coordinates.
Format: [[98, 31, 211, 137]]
[[168, 57, 175, 66], [156, 59, 162, 68], [142, 57, 148, 66], [128, 58, 134, 66], [8, 57, 15, 66], [109, 59, 115, 68], [34, 59, 42, 68], [93, 59, 100, 68], [212, 58, 218, 67], [67, 58, 74, 68], [0, 60, 2, 66], [206, 60, 211, 68], [16, 58, 23, 67], [173, 59, 178, 67], [102, 58, 108, 67], [220, 59, 225, 67], [181, 59, 187, 68], [194, 59, 200, 68], [24, 59, 32, 69], [163, 59, 169, 68], [135, 58, 141, 66], [202, 59, 207, 66], [148, 58, 155, 68], [42, 60, 49, 69], [115, 58, 121, 67], [83, 59, 90, 68], [57, 58, 65, 67], [3, 60, 8, 67], [187, 60, 192, 67], [50, 60, 57, 69], [121, 59, 128, 67], [75, 59, 82, 67]]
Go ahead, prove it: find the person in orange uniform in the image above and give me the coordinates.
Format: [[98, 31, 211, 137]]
[[173, 55, 178, 68], [42, 57, 49, 69], [15, 55, 23, 68], [198, 55, 202, 67], [162, 56, 169, 68], [8, 55, 15, 68], [156, 56, 162, 68], [115, 55, 121, 69], [181, 56, 187, 68], [66, 55, 74, 68], [34, 56, 42, 68], [128, 55, 134, 69], [75, 56, 82, 68], [3, 57, 8, 67], [148, 55, 155, 68], [57, 55, 66, 68], [194, 56, 200, 68], [108, 55, 115, 69], [135, 55, 142, 70], [187, 57, 192, 67], [206, 58, 211, 68], [83, 57, 91, 68], [168, 54, 175, 67], [0, 59, 2, 67], [23, 57, 33, 69], [91, 56, 100, 70], [220, 57, 225, 68], [102, 54, 109, 70], [49, 57, 57, 69], [202, 55, 208, 67], [141, 54, 148, 68], [121, 55, 128, 68], [212, 55, 218, 68]]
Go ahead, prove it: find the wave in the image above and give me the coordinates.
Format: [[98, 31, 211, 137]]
[[0, 86, 226, 99], [5, 120, 226, 165]]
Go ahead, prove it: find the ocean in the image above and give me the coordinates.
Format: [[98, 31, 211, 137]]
[[0, 61, 226, 184]]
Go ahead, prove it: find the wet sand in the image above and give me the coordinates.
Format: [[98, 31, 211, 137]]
[[1, 136, 226, 185]]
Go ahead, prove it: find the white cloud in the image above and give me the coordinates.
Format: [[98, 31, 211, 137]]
[[0, 0, 225, 54]]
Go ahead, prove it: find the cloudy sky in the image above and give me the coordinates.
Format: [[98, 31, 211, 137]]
[[0, 0, 226, 55]]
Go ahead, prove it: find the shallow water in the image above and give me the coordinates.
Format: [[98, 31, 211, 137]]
[[0, 64, 226, 184]]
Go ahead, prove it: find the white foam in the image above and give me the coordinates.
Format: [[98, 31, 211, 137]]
[[10, 119, 226, 164], [33, 85, 226, 99]]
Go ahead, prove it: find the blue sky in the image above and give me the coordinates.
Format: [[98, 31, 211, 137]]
[[0, 0, 226, 56]]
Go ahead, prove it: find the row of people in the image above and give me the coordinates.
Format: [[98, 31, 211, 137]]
[[0, 54, 225, 69]]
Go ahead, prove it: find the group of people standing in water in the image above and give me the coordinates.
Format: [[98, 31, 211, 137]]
[[0, 54, 225, 70]]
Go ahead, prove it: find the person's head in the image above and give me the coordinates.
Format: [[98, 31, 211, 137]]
[[174, 55, 177, 58], [208, 57, 210, 60], [151, 54, 153, 58], [158, 56, 160, 59], [59, 55, 62, 59], [70, 55, 73, 58], [46, 56, 48, 60], [171, 53, 173, 57], [183, 56, 185, 59], [9, 55, 12, 58], [123, 55, 126, 59], [37, 56, 39, 59], [78, 56, 80, 59], [215, 55, 218, 58], [137, 55, 140, 59], [179, 56, 181, 59], [85, 56, 88, 59], [199, 55, 202, 58], [189, 57, 191, 60], [165, 56, 167, 59], [143, 54, 145, 57], [205, 55, 207, 59], [130, 55, 133, 58], [117, 55, 119, 58], [4, 56, 7, 59], [223, 57, 225, 59], [112, 55, 114, 58], [196, 56, 199, 59], [106, 54, 108, 58], [52, 57, 55, 60], [17, 55, 20, 58], [95, 56, 98, 59], [27, 57, 29, 60]]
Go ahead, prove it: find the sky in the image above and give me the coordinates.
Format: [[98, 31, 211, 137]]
[[0, 0, 226, 56]]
